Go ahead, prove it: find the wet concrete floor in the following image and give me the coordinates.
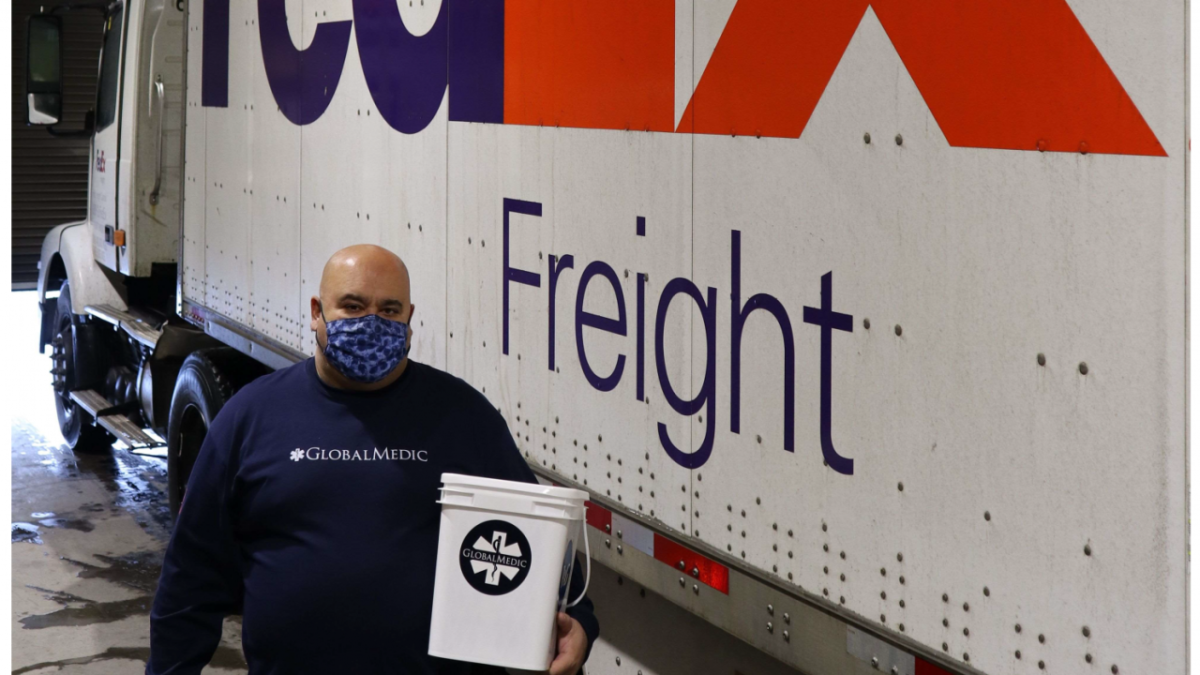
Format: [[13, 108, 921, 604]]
[[10, 291, 247, 674]]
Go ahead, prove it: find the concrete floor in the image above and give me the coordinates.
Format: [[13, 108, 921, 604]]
[[10, 290, 247, 674]]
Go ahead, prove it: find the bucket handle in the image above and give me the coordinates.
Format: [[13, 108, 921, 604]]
[[565, 517, 591, 608]]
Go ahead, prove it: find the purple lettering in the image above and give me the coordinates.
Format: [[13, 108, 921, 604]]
[[548, 254, 575, 372], [495, 200, 855, 473], [730, 230, 796, 451], [503, 199, 542, 355], [575, 261, 627, 392], [447, 0, 505, 123], [802, 272, 855, 475], [202, 0, 230, 107], [351, 0, 447, 134], [655, 278, 717, 469], [257, 0, 352, 124], [636, 218, 648, 401]]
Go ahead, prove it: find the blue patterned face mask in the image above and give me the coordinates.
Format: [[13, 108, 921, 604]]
[[319, 304, 410, 383]]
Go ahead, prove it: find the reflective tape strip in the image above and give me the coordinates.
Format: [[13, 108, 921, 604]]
[[846, 625, 915, 674], [583, 500, 730, 593], [846, 626, 958, 675], [653, 534, 730, 594], [576, 492, 949, 666], [915, 658, 955, 675], [611, 512, 655, 557], [585, 500, 612, 533]]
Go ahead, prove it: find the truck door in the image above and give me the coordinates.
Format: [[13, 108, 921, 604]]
[[89, 4, 126, 272], [128, 0, 183, 277]]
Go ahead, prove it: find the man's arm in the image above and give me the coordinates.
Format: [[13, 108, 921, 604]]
[[146, 411, 244, 675]]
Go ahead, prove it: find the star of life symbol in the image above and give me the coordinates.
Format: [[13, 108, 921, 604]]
[[470, 531, 524, 586], [458, 520, 531, 594], [290, 449, 305, 461]]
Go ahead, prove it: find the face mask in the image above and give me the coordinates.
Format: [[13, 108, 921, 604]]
[[318, 303, 410, 383]]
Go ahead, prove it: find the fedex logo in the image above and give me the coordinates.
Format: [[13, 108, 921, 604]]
[[203, 0, 1165, 156]]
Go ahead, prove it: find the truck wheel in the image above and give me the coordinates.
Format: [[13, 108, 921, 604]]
[[167, 348, 268, 518], [50, 282, 112, 454]]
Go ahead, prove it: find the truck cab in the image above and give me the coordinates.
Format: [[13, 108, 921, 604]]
[[25, 0, 260, 514], [31, 0, 184, 296]]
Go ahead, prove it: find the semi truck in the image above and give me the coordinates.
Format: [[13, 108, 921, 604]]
[[24, 1, 1187, 673]]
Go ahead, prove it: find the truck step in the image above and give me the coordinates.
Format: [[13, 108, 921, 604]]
[[68, 389, 110, 418], [96, 414, 161, 449], [84, 304, 163, 348], [69, 389, 163, 449]]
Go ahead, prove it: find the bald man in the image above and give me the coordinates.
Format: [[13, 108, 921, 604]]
[[148, 245, 598, 675]]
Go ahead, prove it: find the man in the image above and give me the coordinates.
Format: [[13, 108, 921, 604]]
[[148, 244, 598, 674]]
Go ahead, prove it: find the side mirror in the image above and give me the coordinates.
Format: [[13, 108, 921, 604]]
[[26, 15, 63, 125]]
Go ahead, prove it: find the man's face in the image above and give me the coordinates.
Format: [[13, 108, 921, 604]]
[[310, 246, 414, 353]]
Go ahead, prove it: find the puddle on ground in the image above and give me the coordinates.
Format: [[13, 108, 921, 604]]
[[16, 507, 98, 537], [19, 592, 152, 629], [12, 643, 247, 674], [26, 586, 93, 607], [18, 584, 248, 671], [15, 417, 173, 542], [74, 451, 173, 540], [63, 551, 164, 594], [16, 551, 166, 631], [38, 517, 95, 532], [13, 523, 42, 544], [13, 646, 152, 674]]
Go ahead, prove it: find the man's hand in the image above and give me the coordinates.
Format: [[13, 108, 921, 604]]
[[548, 612, 587, 675]]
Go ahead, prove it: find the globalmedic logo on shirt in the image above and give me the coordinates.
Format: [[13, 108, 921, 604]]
[[460, 520, 532, 595], [289, 447, 429, 462]]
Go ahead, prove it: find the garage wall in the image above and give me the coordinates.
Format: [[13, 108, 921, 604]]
[[11, 1, 103, 289]]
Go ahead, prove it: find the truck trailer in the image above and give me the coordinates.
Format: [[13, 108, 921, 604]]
[[24, 0, 1187, 673]]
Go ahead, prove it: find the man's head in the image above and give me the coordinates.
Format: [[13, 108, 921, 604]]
[[310, 244, 415, 389]]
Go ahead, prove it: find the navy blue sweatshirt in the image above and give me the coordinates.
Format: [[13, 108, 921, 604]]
[[148, 358, 599, 674]]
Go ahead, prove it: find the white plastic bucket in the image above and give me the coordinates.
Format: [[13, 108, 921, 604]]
[[428, 473, 590, 671]]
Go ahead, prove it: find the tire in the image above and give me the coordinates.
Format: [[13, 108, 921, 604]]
[[167, 347, 269, 518], [50, 282, 113, 454]]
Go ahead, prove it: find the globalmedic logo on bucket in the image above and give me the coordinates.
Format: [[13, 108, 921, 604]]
[[460, 520, 532, 595]]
